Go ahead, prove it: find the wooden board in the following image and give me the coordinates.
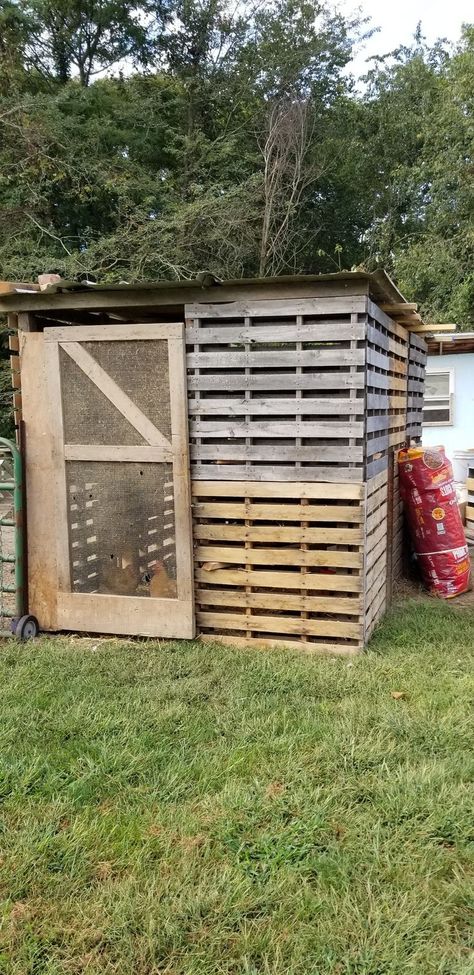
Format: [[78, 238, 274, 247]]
[[192, 480, 365, 652], [20, 332, 59, 628]]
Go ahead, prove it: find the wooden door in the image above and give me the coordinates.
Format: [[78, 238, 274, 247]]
[[43, 323, 195, 638]]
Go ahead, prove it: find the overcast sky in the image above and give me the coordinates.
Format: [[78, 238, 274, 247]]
[[342, 0, 472, 75]]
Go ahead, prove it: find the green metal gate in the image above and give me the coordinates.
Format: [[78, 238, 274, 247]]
[[0, 437, 38, 639]]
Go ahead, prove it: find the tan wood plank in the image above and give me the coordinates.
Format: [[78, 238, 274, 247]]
[[191, 444, 364, 463], [196, 610, 362, 639], [185, 322, 366, 344], [192, 480, 365, 500], [195, 567, 362, 592], [410, 323, 456, 334], [366, 370, 407, 392], [60, 341, 172, 449], [191, 464, 365, 482], [190, 420, 364, 439], [198, 633, 360, 656], [195, 545, 363, 569], [185, 296, 367, 318], [187, 348, 365, 369], [194, 524, 363, 545], [366, 414, 406, 434], [188, 397, 364, 417], [195, 588, 362, 615], [19, 333, 58, 627], [64, 445, 173, 462], [366, 503, 388, 536], [193, 501, 363, 522], [380, 302, 418, 314], [188, 372, 365, 391], [168, 332, 195, 606], [366, 534, 387, 572], [56, 593, 195, 638], [43, 339, 71, 594], [44, 323, 183, 342]]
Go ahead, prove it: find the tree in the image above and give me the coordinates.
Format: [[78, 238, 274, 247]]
[[360, 26, 474, 325], [3, 0, 164, 86]]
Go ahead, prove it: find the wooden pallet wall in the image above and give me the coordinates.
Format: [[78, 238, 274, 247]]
[[365, 300, 409, 480], [466, 468, 474, 544], [391, 461, 404, 585], [364, 469, 389, 641], [192, 480, 365, 654], [186, 297, 367, 483], [406, 332, 427, 442]]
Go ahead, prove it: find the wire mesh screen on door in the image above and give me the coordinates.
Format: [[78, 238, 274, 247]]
[[66, 461, 177, 597], [60, 339, 172, 444]]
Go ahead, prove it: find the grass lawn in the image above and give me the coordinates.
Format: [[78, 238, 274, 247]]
[[0, 598, 473, 974]]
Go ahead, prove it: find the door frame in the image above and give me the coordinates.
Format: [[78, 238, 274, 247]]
[[41, 322, 195, 638]]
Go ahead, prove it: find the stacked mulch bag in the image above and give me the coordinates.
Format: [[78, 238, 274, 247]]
[[398, 445, 471, 598]]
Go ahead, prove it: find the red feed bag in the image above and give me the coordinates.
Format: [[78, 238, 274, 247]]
[[398, 445, 471, 598]]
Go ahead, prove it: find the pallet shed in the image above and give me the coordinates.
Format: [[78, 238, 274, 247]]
[[0, 270, 428, 653]]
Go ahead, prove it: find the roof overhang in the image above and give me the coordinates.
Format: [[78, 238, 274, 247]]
[[427, 332, 474, 356], [0, 268, 425, 329]]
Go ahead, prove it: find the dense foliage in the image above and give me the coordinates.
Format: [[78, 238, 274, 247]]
[[0, 0, 473, 324]]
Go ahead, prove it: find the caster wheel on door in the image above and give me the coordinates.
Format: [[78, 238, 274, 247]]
[[15, 615, 39, 640]]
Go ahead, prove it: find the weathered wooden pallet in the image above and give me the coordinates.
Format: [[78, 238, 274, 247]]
[[365, 301, 409, 474], [406, 332, 427, 441], [364, 469, 389, 641], [186, 297, 367, 483], [192, 480, 365, 654], [466, 471, 474, 543]]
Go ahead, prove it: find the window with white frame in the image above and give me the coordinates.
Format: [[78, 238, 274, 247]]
[[423, 370, 453, 426]]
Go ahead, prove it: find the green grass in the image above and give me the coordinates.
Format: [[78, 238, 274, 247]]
[[0, 598, 473, 975]]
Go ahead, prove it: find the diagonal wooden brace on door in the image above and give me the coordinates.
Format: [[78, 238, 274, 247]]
[[61, 342, 172, 450]]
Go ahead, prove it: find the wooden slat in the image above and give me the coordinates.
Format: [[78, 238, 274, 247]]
[[190, 420, 364, 439], [185, 322, 366, 344], [187, 397, 364, 417], [188, 372, 365, 392], [190, 444, 364, 463], [366, 371, 407, 392], [192, 501, 363, 522], [199, 633, 360, 656], [167, 332, 195, 609], [197, 611, 362, 639], [44, 323, 183, 342], [64, 445, 172, 463], [410, 323, 456, 334], [194, 524, 363, 544], [191, 481, 365, 499], [185, 297, 367, 318], [192, 464, 365, 482], [187, 348, 365, 369], [380, 302, 418, 314], [195, 589, 362, 615], [194, 567, 362, 592], [195, 545, 363, 568], [43, 340, 72, 593]]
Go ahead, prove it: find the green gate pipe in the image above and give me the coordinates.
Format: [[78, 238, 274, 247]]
[[0, 437, 24, 622]]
